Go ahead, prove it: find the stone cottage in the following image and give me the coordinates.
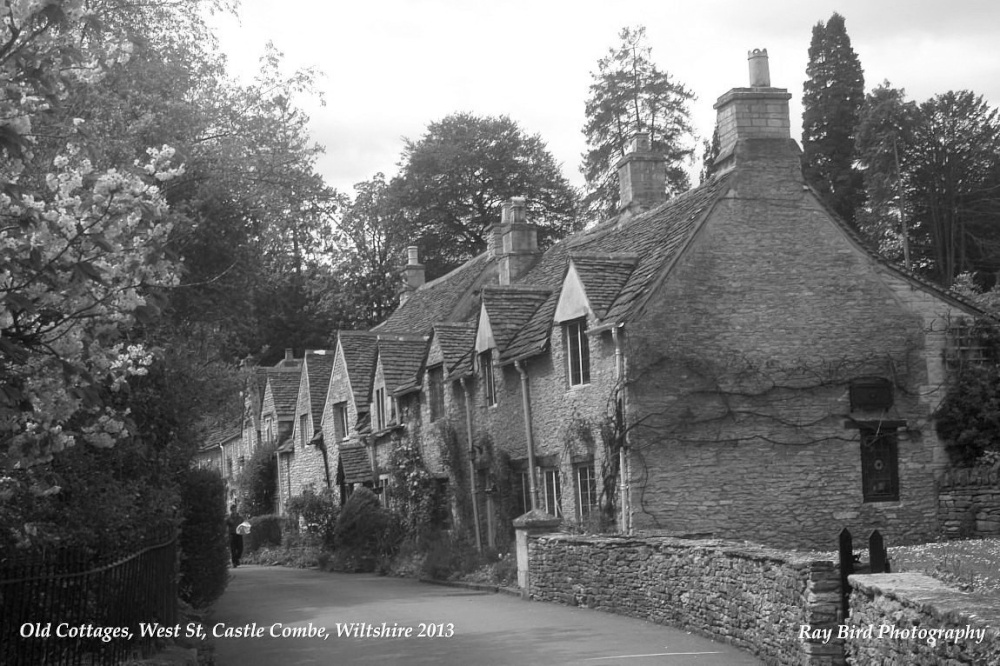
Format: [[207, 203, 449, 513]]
[[270, 50, 981, 550]]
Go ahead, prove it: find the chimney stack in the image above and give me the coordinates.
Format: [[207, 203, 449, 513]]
[[496, 197, 540, 285], [399, 246, 425, 305], [616, 131, 667, 213], [712, 49, 793, 171]]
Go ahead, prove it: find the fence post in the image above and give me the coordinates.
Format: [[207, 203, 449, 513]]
[[869, 529, 889, 574], [838, 527, 853, 620]]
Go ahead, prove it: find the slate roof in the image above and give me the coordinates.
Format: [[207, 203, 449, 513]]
[[338, 445, 373, 484], [337, 331, 379, 408], [376, 336, 428, 395], [376, 253, 494, 334], [265, 368, 302, 419], [304, 351, 335, 431]]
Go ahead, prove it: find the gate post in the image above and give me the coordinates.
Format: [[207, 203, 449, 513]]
[[513, 509, 562, 599]]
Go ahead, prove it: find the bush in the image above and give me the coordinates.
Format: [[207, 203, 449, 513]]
[[935, 364, 1000, 466], [178, 468, 229, 608], [237, 440, 278, 516], [245, 514, 285, 553], [333, 487, 393, 571], [286, 488, 339, 550]]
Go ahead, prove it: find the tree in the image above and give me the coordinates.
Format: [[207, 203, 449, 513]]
[[582, 26, 695, 220], [802, 12, 866, 225], [854, 83, 919, 264], [391, 113, 578, 279], [333, 174, 406, 328], [856, 85, 1000, 286]]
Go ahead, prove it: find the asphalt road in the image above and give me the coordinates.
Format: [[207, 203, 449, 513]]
[[208, 565, 763, 665]]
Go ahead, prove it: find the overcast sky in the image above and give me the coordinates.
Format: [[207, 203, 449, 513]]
[[210, 0, 1000, 196]]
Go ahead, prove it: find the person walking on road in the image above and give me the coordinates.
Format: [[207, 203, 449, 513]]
[[226, 504, 245, 568]]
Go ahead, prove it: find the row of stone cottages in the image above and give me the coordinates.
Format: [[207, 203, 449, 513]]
[[198, 50, 985, 551]]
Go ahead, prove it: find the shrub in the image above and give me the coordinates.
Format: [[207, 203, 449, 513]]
[[286, 488, 339, 550], [178, 468, 229, 608], [245, 514, 284, 552], [935, 364, 1000, 466], [237, 440, 278, 516], [333, 487, 393, 571]]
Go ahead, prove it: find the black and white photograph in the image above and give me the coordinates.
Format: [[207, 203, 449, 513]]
[[2, 1, 999, 664]]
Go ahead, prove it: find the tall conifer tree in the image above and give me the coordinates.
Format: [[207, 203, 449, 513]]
[[802, 13, 865, 224]]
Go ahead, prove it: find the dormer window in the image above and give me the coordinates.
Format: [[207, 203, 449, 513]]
[[374, 387, 390, 431], [565, 318, 590, 387], [428, 365, 445, 421], [480, 350, 497, 406]]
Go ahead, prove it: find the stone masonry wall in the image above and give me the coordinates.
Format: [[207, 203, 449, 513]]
[[527, 533, 844, 666], [846, 573, 1000, 665], [627, 141, 958, 550], [937, 467, 1000, 539]]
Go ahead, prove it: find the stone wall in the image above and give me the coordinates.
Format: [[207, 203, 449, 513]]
[[846, 573, 1000, 665], [937, 467, 1000, 539], [526, 533, 844, 666]]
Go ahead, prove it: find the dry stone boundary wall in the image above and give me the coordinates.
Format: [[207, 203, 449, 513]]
[[526, 534, 844, 665], [937, 468, 1000, 539]]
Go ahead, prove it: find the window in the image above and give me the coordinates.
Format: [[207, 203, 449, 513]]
[[334, 402, 349, 440], [481, 350, 497, 406], [861, 428, 899, 502], [263, 416, 274, 445], [428, 365, 445, 421], [376, 476, 390, 508], [576, 465, 598, 521], [513, 470, 531, 517], [226, 456, 233, 478], [542, 468, 562, 516], [298, 413, 308, 448], [565, 319, 590, 386], [374, 387, 388, 431]]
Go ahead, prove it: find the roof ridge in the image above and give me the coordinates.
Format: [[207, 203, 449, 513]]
[[570, 252, 640, 264]]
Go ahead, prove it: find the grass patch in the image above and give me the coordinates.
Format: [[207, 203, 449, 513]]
[[889, 538, 1000, 595]]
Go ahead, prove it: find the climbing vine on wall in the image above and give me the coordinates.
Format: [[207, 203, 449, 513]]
[[386, 429, 442, 539]]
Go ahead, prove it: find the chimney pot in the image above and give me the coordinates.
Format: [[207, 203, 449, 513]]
[[407, 246, 419, 265], [748, 48, 770, 87], [285, 348, 293, 361]]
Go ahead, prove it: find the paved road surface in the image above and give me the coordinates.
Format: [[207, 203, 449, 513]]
[[208, 566, 762, 665]]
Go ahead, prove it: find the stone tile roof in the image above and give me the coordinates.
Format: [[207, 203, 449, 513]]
[[502, 173, 733, 363], [376, 253, 495, 334], [339, 445, 373, 484], [265, 368, 302, 419], [481, 285, 552, 356], [337, 331, 379, 408], [434, 322, 477, 378], [567, 172, 733, 324], [376, 336, 428, 395], [199, 423, 241, 452], [304, 351, 335, 431], [570, 253, 639, 319]]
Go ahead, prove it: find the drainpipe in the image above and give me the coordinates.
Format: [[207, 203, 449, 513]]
[[460, 377, 483, 552], [612, 325, 631, 534], [514, 360, 538, 511]]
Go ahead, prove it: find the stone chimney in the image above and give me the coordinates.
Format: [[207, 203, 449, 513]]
[[712, 48, 794, 172], [496, 197, 540, 285], [399, 246, 425, 305], [616, 131, 667, 213]]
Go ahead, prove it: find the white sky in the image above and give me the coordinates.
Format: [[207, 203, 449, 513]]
[[211, 0, 1000, 196]]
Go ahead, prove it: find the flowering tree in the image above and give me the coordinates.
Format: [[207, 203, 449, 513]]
[[0, 0, 185, 469]]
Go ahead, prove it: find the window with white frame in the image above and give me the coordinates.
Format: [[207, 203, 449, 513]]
[[428, 365, 445, 421], [298, 413, 308, 448], [334, 402, 349, 440], [263, 416, 274, 445], [564, 318, 590, 386], [576, 464, 598, 521], [480, 350, 497, 406], [541, 468, 562, 516], [374, 387, 389, 431]]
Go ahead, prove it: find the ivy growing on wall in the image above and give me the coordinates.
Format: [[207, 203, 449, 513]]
[[386, 429, 442, 540]]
